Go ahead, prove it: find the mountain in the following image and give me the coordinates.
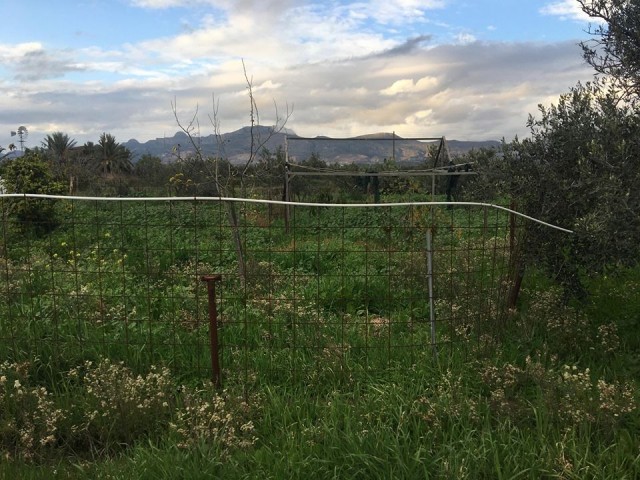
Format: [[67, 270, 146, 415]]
[[123, 127, 501, 165]]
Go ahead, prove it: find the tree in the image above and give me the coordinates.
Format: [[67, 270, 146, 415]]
[[96, 133, 133, 177], [0, 144, 18, 162], [1, 151, 66, 234], [470, 81, 640, 299], [134, 154, 172, 191], [172, 62, 292, 282], [578, 0, 640, 101], [42, 131, 77, 165], [464, 1, 640, 303], [42, 131, 78, 193]]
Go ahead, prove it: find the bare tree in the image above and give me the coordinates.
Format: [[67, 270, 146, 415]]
[[172, 62, 293, 281]]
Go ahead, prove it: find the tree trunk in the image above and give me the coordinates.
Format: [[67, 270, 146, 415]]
[[225, 200, 246, 282], [507, 263, 525, 310]]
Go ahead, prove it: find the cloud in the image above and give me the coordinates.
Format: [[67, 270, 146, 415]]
[[540, 1, 594, 22], [454, 32, 476, 45], [10, 48, 85, 81], [381, 76, 439, 96], [226, 39, 591, 141], [0, 1, 595, 149], [357, 0, 445, 25], [1, 38, 593, 147], [0, 42, 44, 58], [373, 35, 433, 57]]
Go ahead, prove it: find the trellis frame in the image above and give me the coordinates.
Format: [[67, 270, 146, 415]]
[[283, 134, 477, 228]]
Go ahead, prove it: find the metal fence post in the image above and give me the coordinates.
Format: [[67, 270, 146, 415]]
[[201, 274, 223, 388], [426, 228, 437, 357]]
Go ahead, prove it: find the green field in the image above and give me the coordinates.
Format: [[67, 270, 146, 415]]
[[1, 197, 638, 478]]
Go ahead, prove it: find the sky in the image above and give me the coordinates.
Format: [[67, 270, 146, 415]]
[[0, 0, 600, 150]]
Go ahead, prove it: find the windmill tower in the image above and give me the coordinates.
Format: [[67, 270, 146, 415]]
[[10, 126, 28, 151]]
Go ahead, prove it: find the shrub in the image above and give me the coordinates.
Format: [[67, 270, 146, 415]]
[[1, 151, 65, 235]]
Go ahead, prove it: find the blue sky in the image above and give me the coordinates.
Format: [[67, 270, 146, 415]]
[[0, 0, 597, 149]]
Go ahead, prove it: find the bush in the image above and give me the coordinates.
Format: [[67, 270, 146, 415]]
[[1, 151, 66, 235]]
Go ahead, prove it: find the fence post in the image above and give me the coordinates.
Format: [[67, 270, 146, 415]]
[[201, 274, 223, 388], [284, 162, 291, 234], [507, 200, 524, 310], [426, 228, 437, 357]]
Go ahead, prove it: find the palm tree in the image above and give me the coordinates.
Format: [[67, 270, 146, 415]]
[[97, 133, 132, 176], [42, 132, 77, 165], [42, 132, 78, 193]]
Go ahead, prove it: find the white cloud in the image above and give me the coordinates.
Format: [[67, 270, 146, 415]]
[[540, 1, 594, 22], [381, 76, 439, 96], [0, 42, 43, 58], [455, 33, 476, 45], [0, 1, 596, 148], [405, 109, 434, 125], [365, 0, 445, 25]]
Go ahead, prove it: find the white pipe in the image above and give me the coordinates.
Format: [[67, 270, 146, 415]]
[[0, 194, 574, 234]]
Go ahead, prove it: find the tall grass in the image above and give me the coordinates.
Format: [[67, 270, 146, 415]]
[[0, 198, 638, 478]]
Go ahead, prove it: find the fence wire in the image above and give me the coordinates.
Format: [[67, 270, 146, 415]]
[[1, 196, 533, 386]]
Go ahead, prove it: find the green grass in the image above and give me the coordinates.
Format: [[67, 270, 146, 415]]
[[1, 198, 639, 478]]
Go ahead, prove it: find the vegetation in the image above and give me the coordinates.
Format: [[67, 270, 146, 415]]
[[1, 3, 639, 475], [0, 151, 66, 234], [95, 133, 133, 178], [0, 196, 638, 478], [464, 80, 640, 298], [463, 0, 640, 299], [579, 0, 640, 101]]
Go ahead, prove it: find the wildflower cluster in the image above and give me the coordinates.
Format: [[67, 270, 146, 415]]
[[597, 322, 620, 354], [71, 359, 175, 447], [526, 288, 592, 354], [170, 386, 258, 453], [416, 369, 481, 429], [0, 361, 64, 461], [0, 358, 259, 462], [481, 355, 637, 430]]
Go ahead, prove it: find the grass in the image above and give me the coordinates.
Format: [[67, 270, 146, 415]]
[[0, 197, 638, 478]]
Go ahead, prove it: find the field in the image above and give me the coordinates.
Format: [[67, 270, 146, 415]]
[[1, 195, 639, 478]]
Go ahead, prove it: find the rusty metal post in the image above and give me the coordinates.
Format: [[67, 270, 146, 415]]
[[201, 274, 223, 388]]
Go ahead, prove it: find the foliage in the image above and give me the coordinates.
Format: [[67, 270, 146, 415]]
[[0, 358, 257, 462], [42, 131, 82, 194], [0, 151, 66, 234], [96, 133, 133, 176], [133, 154, 173, 191], [0, 198, 639, 477], [467, 81, 640, 296], [42, 132, 77, 166], [460, 0, 640, 300], [579, 0, 640, 101]]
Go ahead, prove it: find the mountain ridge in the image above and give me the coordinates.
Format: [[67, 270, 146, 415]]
[[123, 127, 501, 165]]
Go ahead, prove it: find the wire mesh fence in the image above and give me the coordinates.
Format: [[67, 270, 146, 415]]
[[1, 195, 529, 387]]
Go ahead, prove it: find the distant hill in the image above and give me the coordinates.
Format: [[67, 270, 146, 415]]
[[0, 150, 24, 164], [123, 127, 501, 165]]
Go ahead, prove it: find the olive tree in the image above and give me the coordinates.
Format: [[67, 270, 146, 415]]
[[469, 81, 640, 300], [578, 0, 640, 101], [466, 1, 640, 302]]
